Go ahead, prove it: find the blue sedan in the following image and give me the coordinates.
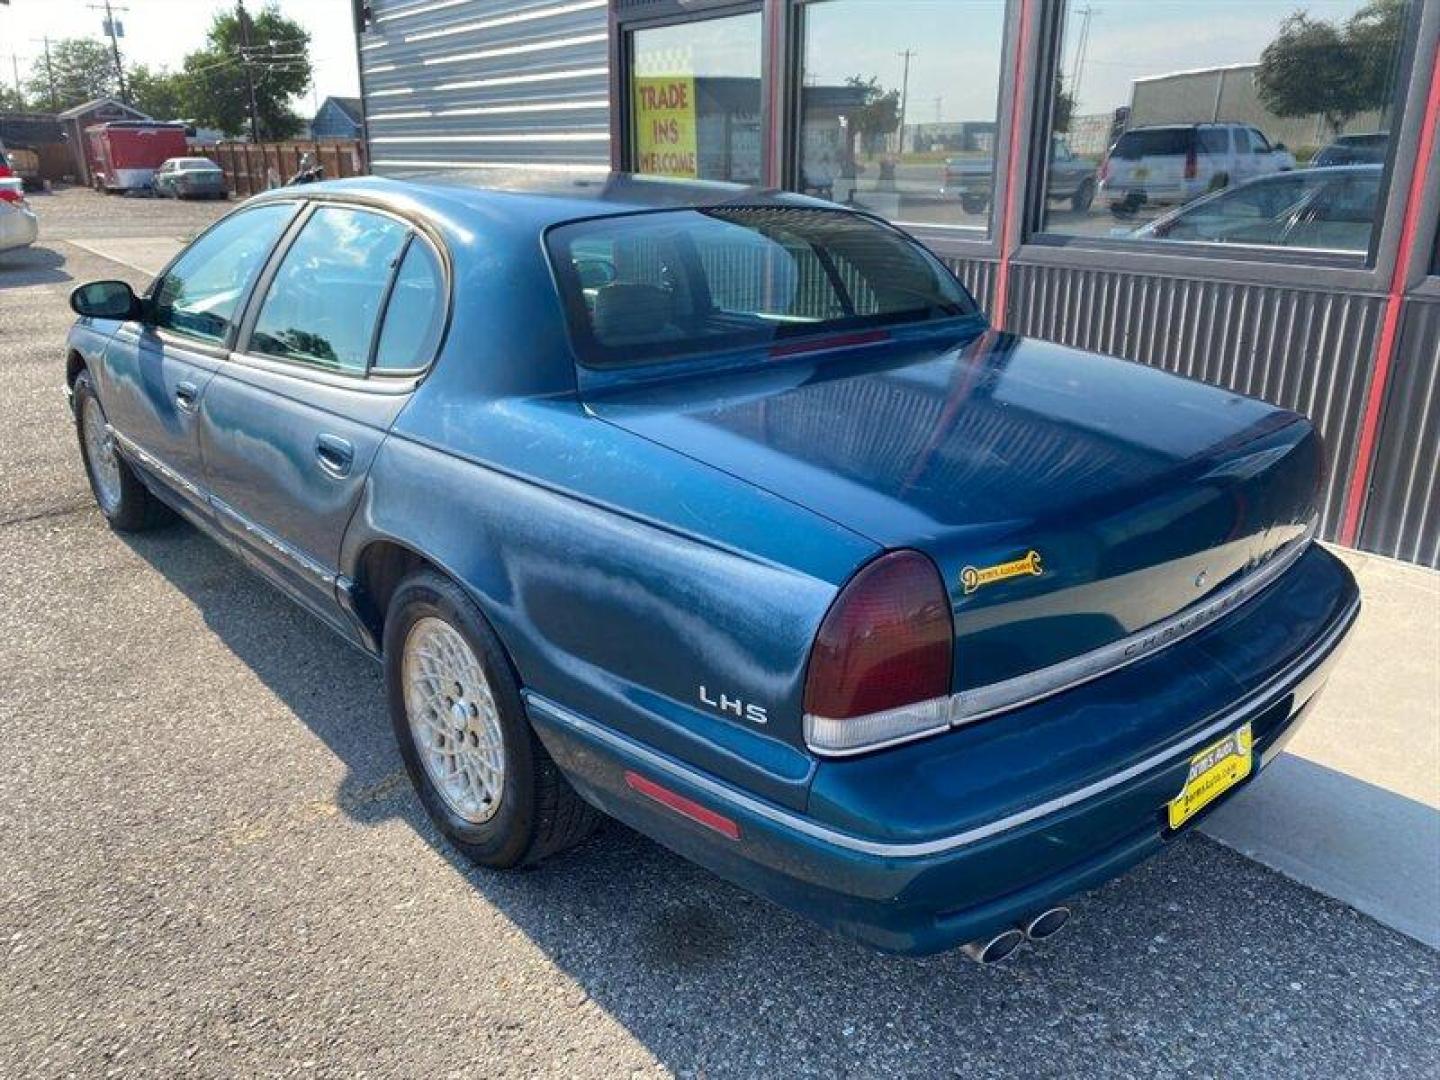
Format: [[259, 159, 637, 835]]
[[64, 175, 1359, 960]]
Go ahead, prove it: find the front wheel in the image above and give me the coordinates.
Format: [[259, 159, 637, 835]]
[[384, 570, 601, 868], [73, 371, 173, 531]]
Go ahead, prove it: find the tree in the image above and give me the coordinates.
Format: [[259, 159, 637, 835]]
[[1052, 74, 1075, 133], [1256, 0, 1406, 136], [129, 66, 189, 122], [844, 75, 900, 154], [24, 39, 119, 112], [0, 84, 29, 112], [182, 3, 312, 139]]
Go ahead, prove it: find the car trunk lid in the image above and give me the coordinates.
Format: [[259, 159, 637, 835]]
[[587, 325, 1320, 694]]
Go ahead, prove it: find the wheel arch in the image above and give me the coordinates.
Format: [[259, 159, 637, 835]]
[[66, 348, 88, 389]]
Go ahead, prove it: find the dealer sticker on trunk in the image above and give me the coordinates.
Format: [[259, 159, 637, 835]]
[[1167, 722, 1253, 830], [960, 550, 1044, 594]]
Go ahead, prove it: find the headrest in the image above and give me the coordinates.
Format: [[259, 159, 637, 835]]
[[592, 283, 676, 344]]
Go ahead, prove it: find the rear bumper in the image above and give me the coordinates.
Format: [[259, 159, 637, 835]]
[[529, 544, 1359, 955]]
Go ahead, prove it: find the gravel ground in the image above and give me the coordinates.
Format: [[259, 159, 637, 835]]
[[1, 190, 1437, 1079]]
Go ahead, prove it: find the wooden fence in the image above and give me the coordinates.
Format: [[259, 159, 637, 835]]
[[196, 140, 367, 197]]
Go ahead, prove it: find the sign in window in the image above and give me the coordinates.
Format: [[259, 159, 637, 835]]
[[629, 13, 763, 184]]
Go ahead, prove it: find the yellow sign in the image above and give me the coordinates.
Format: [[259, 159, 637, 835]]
[[634, 75, 698, 178], [1167, 723, 1253, 830], [960, 550, 1043, 595]]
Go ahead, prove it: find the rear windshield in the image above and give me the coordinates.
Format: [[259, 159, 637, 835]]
[[177, 159, 220, 170], [546, 207, 976, 367], [1112, 128, 1194, 159]]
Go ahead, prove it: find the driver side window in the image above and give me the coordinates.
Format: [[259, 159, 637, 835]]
[[152, 203, 295, 344]]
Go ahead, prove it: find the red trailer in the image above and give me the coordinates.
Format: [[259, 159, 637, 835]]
[[84, 121, 190, 193]]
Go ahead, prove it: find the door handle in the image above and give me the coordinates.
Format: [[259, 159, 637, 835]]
[[314, 433, 354, 478], [174, 380, 199, 413]]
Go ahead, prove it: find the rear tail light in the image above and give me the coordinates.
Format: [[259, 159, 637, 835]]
[[1184, 145, 1198, 180], [0, 187, 23, 206], [1098, 155, 1110, 183], [803, 550, 954, 756]]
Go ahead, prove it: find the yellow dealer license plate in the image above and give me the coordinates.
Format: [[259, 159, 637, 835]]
[[1167, 723, 1253, 830]]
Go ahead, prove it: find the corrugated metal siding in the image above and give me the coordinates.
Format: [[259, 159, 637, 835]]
[[944, 257, 999, 319], [1358, 297, 1440, 567], [1005, 263, 1386, 542], [360, 0, 611, 175]]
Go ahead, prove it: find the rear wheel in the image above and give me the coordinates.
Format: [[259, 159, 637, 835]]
[[72, 371, 173, 531], [384, 569, 601, 867]]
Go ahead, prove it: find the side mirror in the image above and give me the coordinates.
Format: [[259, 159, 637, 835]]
[[70, 280, 141, 321], [1274, 141, 1288, 151]]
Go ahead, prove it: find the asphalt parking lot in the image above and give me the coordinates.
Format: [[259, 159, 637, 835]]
[[2, 188, 1437, 1079]]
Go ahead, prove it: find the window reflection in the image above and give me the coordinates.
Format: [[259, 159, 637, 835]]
[[798, 0, 1007, 231], [250, 207, 408, 373], [629, 13, 763, 184], [1041, 0, 1409, 256]]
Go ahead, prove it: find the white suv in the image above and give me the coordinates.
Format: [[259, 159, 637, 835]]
[[1099, 123, 1295, 217]]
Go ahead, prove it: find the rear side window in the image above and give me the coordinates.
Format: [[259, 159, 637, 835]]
[[249, 206, 408, 374], [152, 203, 295, 344], [1198, 128, 1230, 155], [1112, 128, 1193, 159], [547, 207, 976, 368], [373, 238, 445, 371]]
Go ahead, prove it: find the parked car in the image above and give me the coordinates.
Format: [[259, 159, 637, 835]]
[[1100, 123, 1296, 216], [1132, 166, 1381, 254], [152, 157, 228, 200], [62, 176, 1359, 961], [3, 147, 43, 191], [941, 135, 1096, 214], [1312, 131, 1389, 167], [0, 178, 38, 253]]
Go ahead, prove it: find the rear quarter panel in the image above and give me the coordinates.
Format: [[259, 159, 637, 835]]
[[346, 397, 878, 810]]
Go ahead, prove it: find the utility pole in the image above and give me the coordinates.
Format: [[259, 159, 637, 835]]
[[1067, 5, 1097, 119], [32, 36, 58, 110], [236, 0, 262, 142], [86, 0, 130, 103], [895, 49, 916, 155]]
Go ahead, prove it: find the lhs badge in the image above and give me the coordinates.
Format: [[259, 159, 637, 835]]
[[960, 550, 1044, 595]]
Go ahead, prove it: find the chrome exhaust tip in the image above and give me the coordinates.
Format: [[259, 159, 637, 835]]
[[961, 927, 1025, 965], [1023, 906, 1071, 942]]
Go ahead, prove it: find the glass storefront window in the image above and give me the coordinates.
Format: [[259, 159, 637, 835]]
[[629, 13, 764, 184], [796, 0, 1007, 232], [1040, 0, 1411, 256]]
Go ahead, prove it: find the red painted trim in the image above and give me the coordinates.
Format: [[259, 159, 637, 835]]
[[764, 0, 784, 188], [624, 771, 742, 840], [1339, 43, 1440, 546], [990, 0, 1035, 330], [769, 329, 890, 358]]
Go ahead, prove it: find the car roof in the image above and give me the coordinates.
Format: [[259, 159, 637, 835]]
[[249, 172, 831, 235]]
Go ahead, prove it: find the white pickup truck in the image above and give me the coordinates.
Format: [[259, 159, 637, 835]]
[[1099, 123, 1296, 217]]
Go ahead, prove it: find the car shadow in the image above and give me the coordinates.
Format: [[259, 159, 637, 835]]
[[0, 244, 71, 287], [118, 521, 1440, 1078]]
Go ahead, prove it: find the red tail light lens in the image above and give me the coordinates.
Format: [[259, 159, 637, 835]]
[[0, 187, 23, 205], [803, 550, 954, 755], [1099, 155, 1110, 183], [1184, 146, 1198, 180]]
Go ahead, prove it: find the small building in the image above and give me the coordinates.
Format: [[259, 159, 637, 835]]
[[309, 96, 364, 141], [0, 111, 71, 185], [56, 98, 152, 186]]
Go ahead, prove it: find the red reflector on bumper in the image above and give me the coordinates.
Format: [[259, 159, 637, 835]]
[[623, 770, 741, 841]]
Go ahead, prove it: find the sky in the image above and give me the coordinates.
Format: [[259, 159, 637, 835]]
[[0, 0, 361, 112]]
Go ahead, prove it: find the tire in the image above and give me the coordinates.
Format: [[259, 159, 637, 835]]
[[384, 569, 601, 868], [72, 371, 174, 532], [1071, 178, 1095, 212], [960, 193, 989, 214], [1208, 172, 1230, 193]]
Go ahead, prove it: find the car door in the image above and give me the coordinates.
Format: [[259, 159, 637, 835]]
[[198, 202, 447, 623], [98, 202, 298, 521], [153, 161, 172, 195]]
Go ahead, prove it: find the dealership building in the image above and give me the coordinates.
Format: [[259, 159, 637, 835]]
[[350, 0, 1440, 568]]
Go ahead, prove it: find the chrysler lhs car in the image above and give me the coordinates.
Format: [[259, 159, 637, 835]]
[[64, 175, 1359, 961]]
